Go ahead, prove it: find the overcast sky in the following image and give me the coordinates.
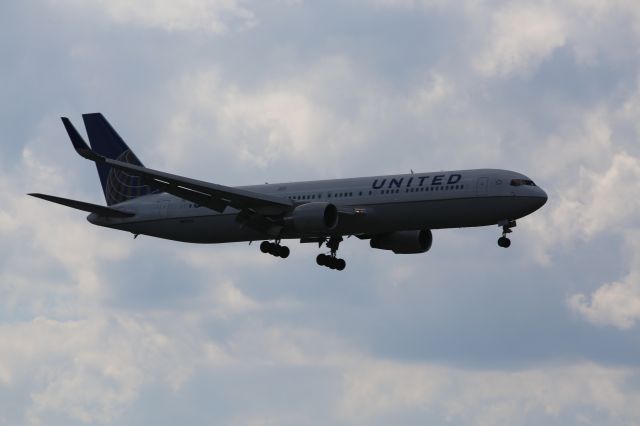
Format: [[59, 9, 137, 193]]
[[2, 0, 640, 425]]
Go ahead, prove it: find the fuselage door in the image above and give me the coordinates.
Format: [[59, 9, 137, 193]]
[[157, 199, 170, 218], [477, 177, 488, 196]]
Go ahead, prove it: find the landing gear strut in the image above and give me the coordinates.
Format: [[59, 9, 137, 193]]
[[260, 240, 290, 258], [316, 236, 346, 271], [497, 220, 516, 248]]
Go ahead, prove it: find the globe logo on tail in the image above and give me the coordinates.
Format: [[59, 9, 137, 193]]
[[105, 150, 158, 205]]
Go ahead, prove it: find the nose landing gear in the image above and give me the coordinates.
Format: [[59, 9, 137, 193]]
[[260, 240, 290, 258], [497, 220, 516, 248], [316, 236, 346, 271]]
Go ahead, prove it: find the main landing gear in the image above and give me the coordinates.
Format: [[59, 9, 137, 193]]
[[498, 220, 516, 248], [260, 240, 290, 258], [316, 236, 346, 271]]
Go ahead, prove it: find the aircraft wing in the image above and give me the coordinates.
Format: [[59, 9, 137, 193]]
[[62, 117, 294, 215]]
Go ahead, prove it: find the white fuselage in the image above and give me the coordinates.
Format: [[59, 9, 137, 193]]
[[87, 168, 547, 244]]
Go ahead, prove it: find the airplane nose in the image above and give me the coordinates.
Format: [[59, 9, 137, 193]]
[[537, 187, 548, 207]]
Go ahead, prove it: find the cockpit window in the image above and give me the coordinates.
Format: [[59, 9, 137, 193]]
[[510, 179, 536, 187]]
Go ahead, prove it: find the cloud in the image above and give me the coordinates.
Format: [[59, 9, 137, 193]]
[[0, 315, 215, 424], [544, 152, 640, 242], [0, 135, 135, 318], [5, 0, 640, 424], [49, 0, 257, 33], [569, 232, 640, 329], [474, 4, 567, 77], [339, 360, 640, 425], [153, 58, 374, 178]]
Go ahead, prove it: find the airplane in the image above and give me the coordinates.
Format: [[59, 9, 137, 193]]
[[29, 113, 548, 271]]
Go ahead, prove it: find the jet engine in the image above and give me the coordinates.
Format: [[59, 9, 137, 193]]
[[288, 202, 338, 234], [370, 230, 433, 254]]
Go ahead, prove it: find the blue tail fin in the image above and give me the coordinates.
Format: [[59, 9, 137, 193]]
[[82, 113, 158, 205]]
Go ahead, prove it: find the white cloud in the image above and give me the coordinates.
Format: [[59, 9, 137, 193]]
[[50, 0, 256, 33], [0, 134, 135, 318], [339, 360, 640, 424], [569, 232, 640, 329], [156, 59, 372, 176], [525, 151, 640, 265], [0, 315, 209, 424], [522, 79, 640, 262], [474, 4, 567, 77]]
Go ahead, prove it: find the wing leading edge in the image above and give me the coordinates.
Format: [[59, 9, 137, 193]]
[[61, 117, 294, 216]]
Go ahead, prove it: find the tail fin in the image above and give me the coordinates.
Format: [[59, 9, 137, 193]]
[[82, 113, 158, 205]]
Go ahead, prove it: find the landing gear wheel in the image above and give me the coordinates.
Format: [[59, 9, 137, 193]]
[[278, 246, 290, 258], [260, 241, 290, 258], [316, 254, 346, 270], [316, 236, 347, 271], [498, 236, 511, 248], [497, 220, 516, 249]]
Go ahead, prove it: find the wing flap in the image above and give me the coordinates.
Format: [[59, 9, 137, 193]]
[[28, 193, 135, 218]]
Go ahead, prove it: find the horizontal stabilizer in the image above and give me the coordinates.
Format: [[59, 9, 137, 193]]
[[28, 193, 135, 218]]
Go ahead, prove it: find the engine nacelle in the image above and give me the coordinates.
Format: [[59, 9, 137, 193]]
[[288, 202, 339, 234], [370, 230, 433, 254]]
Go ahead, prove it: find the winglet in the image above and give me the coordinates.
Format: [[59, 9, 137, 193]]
[[61, 117, 104, 162]]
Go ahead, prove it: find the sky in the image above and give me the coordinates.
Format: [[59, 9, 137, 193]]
[[1, 0, 640, 424]]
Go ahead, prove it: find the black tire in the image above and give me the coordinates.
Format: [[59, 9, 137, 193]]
[[260, 241, 271, 253], [498, 237, 511, 248], [279, 246, 290, 258], [336, 259, 346, 271], [316, 254, 326, 266]]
